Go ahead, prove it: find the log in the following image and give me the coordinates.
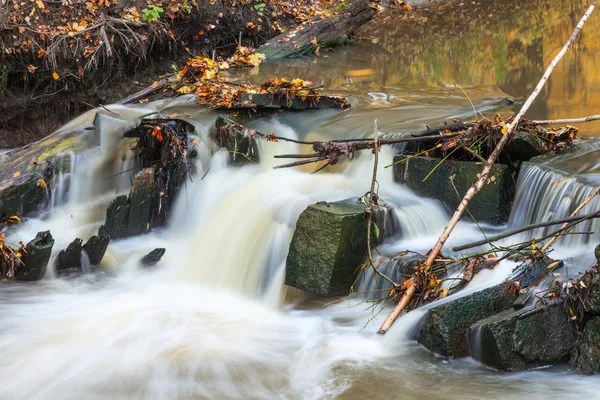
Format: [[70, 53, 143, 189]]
[[258, 0, 376, 60]]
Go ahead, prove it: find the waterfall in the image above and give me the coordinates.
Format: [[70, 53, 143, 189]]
[[507, 162, 600, 247]]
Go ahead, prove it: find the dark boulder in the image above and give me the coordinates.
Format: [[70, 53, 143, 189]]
[[99, 195, 130, 239], [504, 131, 547, 161], [0, 173, 49, 221], [570, 317, 600, 374], [54, 238, 83, 276], [126, 168, 154, 236], [82, 235, 110, 265], [416, 282, 517, 358], [468, 302, 578, 371], [14, 231, 54, 281], [140, 248, 166, 267]]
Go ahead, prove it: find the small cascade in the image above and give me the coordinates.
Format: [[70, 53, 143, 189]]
[[507, 162, 600, 247]]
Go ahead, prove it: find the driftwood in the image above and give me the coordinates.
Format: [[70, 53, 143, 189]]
[[258, 0, 376, 60], [377, 3, 597, 334]]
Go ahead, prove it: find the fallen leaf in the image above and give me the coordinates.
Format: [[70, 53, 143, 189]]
[[52, 71, 60, 80]]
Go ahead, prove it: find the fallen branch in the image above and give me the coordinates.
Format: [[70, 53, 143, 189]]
[[377, 2, 596, 335], [452, 212, 600, 252]]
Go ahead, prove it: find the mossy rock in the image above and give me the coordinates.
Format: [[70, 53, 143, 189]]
[[126, 168, 154, 236], [0, 173, 48, 221], [99, 195, 130, 239], [285, 198, 390, 296], [393, 155, 517, 225], [469, 302, 577, 371], [416, 282, 517, 358], [15, 231, 54, 281], [570, 317, 600, 374]]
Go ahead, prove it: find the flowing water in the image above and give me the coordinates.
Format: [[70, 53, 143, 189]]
[[2, 0, 600, 399]]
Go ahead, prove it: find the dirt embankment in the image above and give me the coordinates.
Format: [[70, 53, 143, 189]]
[[0, 0, 334, 147]]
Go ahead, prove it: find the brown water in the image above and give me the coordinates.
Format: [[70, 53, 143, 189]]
[[246, 0, 600, 136]]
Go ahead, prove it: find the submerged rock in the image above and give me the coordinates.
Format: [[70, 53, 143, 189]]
[[393, 155, 517, 225], [416, 282, 517, 358], [469, 302, 577, 371], [570, 317, 600, 374], [15, 231, 54, 281], [140, 248, 166, 267], [54, 238, 84, 276], [82, 235, 110, 265], [285, 198, 393, 296]]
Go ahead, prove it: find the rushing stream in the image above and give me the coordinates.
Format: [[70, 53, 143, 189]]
[[2, 0, 600, 399]]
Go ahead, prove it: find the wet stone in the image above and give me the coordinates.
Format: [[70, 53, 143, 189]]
[[54, 238, 83, 277], [126, 168, 154, 237], [469, 302, 577, 371], [285, 198, 392, 296], [393, 155, 517, 225], [570, 317, 600, 374], [140, 248, 166, 267], [15, 231, 54, 281], [99, 195, 130, 239], [0, 173, 48, 221], [82, 235, 110, 266], [416, 282, 517, 358]]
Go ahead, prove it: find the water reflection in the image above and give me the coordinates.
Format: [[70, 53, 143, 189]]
[[251, 0, 600, 135]]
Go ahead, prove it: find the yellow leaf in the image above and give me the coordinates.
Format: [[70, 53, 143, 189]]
[[190, 139, 199, 146], [176, 85, 195, 94], [580, 281, 587, 288], [36, 178, 47, 189], [36, 0, 44, 9], [52, 71, 60, 80], [531, 241, 537, 251], [546, 261, 561, 270], [37, 49, 45, 59], [13, 171, 21, 178], [7, 215, 21, 224], [501, 125, 508, 135], [440, 288, 449, 298]]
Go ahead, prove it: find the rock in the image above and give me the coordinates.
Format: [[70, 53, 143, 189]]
[[0, 173, 48, 221], [99, 195, 130, 239], [140, 248, 166, 267], [54, 238, 83, 276], [416, 282, 517, 358], [211, 116, 259, 164], [14, 231, 54, 281], [595, 244, 600, 265], [285, 198, 393, 296], [82, 235, 110, 265], [468, 302, 577, 371], [570, 317, 600, 374], [393, 155, 517, 225], [504, 131, 547, 161], [126, 168, 154, 236]]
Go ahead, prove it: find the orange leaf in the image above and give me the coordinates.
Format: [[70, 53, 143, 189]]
[[52, 71, 60, 80]]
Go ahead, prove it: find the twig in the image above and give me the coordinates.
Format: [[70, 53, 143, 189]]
[[526, 114, 600, 126], [365, 119, 395, 286], [377, 2, 597, 334]]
